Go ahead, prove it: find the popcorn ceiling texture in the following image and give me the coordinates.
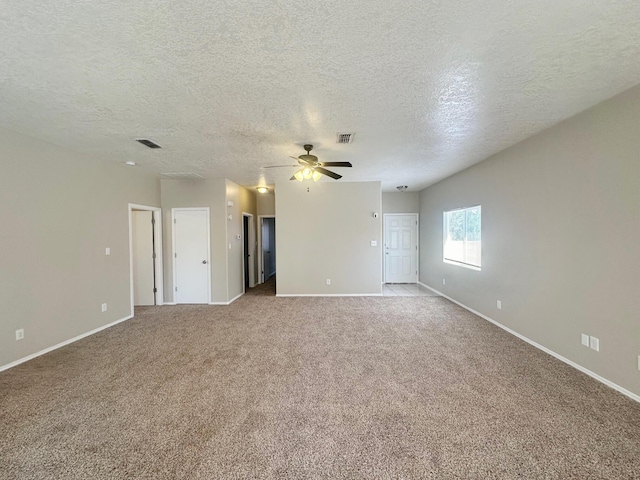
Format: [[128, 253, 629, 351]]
[[1, 1, 640, 190]]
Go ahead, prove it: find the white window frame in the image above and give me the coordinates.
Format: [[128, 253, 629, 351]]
[[443, 205, 481, 270]]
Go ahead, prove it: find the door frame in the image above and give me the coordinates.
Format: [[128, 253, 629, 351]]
[[383, 213, 419, 284], [242, 212, 256, 291], [258, 215, 275, 284], [128, 204, 164, 315], [171, 207, 211, 304]]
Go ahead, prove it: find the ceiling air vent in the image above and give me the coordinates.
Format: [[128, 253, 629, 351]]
[[336, 133, 354, 144], [160, 173, 204, 180], [136, 138, 162, 149]]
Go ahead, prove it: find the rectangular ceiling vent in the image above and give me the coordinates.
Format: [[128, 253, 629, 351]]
[[160, 173, 204, 180], [336, 132, 355, 144], [136, 138, 162, 149]]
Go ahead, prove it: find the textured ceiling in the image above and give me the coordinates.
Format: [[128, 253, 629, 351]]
[[1, 1, 640, 191]]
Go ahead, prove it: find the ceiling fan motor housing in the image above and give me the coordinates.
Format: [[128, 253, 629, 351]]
[[298, 154, 318, 165]]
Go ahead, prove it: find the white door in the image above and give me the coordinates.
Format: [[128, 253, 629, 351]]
[[385, 214, 418, 283], [173, 209, 210, 304], [132, 210, 155, 305]]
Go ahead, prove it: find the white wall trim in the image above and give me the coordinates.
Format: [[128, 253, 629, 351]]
[[128, 204, 164, 314], [276, 293, 383, 297], [0, 314, 133, 373], [418, 282, 640, 404], [241, 212, 256, 290], [209, 292, 244, 306], [383, 213, 419, 284], [258, 215, 276, 285], [171, 207, 212, 304], [163, 302, 177, 305]]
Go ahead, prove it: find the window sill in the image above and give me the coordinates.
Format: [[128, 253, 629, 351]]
[[443, 259, 481, 271]]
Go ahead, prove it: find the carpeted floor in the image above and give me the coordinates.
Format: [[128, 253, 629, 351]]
[[1, 293, 639, 479]]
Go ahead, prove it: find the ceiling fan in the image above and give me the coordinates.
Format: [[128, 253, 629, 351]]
[[263, 144, 352, 181]]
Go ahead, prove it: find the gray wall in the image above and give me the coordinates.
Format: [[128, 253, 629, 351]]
[[160, 178, 256, 304], [382, 192, 420, 213], [419, 85, 640, 397], [0, 128, 160, 368], [276, 181, 382, 295], [257, 190, 275, 216], [160, 178, 227, 303]]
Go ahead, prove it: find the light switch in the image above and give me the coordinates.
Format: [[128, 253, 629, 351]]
[[370, 240, 377, 247], [105, 247, 111, 255]]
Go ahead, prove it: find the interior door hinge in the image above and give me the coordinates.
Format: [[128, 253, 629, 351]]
[[174, 218, 176, 224], [152, 217, 156, 225], [153, 288, 157, 293], [174, 253, 177, 258], [175, 286, 178, 292]]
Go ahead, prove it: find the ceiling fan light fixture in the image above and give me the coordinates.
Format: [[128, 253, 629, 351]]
[[312, 170, 322, 182], [302, 167, 313, 179], [294, 170, 305, 182]]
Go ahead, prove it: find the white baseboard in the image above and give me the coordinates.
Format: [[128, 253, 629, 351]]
[[163, 302, 177, 305], [228, 292, 243, 304], [419, 282, 640, 404], [276, 293, 383, 297], [0, 314, 133, 373], [209, 292, 244, 306]]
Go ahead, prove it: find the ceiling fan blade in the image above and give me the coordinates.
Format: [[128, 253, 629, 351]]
[[289, 175, 297, 181], [319, 161, 352, 168], [262, 164, 298, 169], [314, 166, 342, 180]]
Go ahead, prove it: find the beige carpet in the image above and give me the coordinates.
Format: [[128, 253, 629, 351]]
[[1, 292, 639, 479]]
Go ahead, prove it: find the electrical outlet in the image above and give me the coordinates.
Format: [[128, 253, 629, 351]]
[[370, 240, 377, 247], [589, 336, 599, 352], [15, 329, 24, 341], [101, 303, 108, 312], [497, 300, 502, 310], [105, 247, 111, 255], [326, 279, 331, 286], [581, 334, 590, 347]]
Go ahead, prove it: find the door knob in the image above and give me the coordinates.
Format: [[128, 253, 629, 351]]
[[202, 260, 207, 264]]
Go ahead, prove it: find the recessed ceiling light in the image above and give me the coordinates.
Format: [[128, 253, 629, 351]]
[[125, 161, 136, 166]]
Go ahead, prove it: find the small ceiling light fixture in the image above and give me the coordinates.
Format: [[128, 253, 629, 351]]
[[256, 186, 269, 194], [397, 185, 408, 192], [125, 161, 136, 166]]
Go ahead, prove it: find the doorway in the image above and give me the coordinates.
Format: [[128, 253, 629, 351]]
[[242, 212, 255, 292], [172, 208, 211, 304], [259, 216, 276, 284], [384, 213, 418, 283], [128, 203, 164, 314]]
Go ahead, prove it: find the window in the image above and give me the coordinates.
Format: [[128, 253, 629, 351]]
[[443, 205, 481, 269]]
